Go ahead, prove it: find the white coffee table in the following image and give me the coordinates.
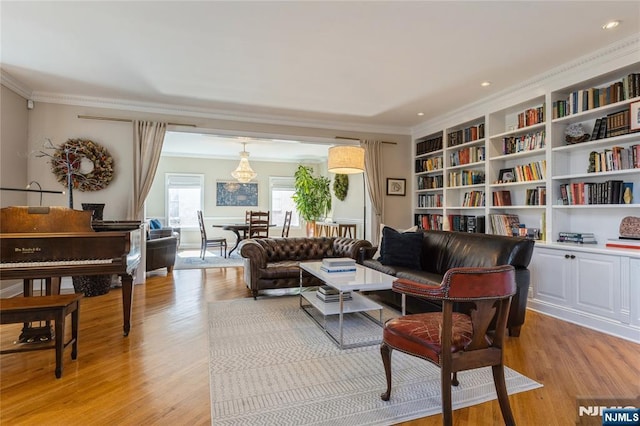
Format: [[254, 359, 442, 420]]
[[299, 261, 397, 349]]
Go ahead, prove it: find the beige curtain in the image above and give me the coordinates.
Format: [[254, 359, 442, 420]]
[[361, 140, 384, 243], [128, 120, 167, 220]]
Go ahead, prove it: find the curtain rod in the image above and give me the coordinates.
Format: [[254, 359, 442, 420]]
[[77, 115, 196, 127], [335, 136, 397, 145]]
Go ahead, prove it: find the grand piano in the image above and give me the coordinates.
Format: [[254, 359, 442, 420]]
[[0, 206, 141, 336]]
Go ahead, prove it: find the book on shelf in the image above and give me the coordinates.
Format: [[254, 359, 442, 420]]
[[557, 232, 597, 244], [605, 239, 640, 250], [492, 190, 512, 206], [321, 258, 356, 268], [316, 291, 353, 303]]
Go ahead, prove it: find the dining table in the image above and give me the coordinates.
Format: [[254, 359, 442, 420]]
[[212, 223, 276, 256]]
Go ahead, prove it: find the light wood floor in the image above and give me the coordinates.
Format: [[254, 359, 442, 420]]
[[1, 267, 638, 425]]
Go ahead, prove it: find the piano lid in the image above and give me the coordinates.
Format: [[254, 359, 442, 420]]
[[0, 206, 93, 233]]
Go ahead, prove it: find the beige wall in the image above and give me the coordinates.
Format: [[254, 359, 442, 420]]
[[0, 86, 29, 207], [22, 101, 413, 234]]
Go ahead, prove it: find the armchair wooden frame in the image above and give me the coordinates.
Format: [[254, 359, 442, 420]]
[[380, 265, 517, 426]]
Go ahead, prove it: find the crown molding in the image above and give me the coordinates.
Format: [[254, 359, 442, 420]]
[[29, 91, 410, 136], [411, 33, 640, 137], [0, 69, 32, 100]]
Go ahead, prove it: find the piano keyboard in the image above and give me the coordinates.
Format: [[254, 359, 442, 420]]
[[0, 259, 114, 269]]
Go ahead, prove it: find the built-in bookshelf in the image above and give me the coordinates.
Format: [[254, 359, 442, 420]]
[[411, 61, 640, 244]]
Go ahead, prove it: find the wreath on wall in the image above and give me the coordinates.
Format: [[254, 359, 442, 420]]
[[333, 174, 349, 201], [51, 138, 114, 191]]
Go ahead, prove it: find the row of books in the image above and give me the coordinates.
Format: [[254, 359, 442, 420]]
[[416, 135, 443, 156], [417, 174, 443, 190], [448, 215, 485, 233], [488, 214, 521, 237], [320, 258, 356, 273], [557, 232, 596, 244], [316, 285, 353, 303], [462, 191, 485, 207], [415, 157, 443, 173], [449, 146, 485, 166], [525, 186, 546, 206], [448, 170, 485, 187], [447, 124, 485, 147], [558, 181, 633, 205], [517, 105, 545, 128], [552, 74, 640, 118], [588, 145, 640, 173], [415, 213, 443, 231], [492, 190, 512, 206], [501, 130, 546, 155], [590, 109, 630, 140], [417, 193, 443, 208], [513, 160, 546, 182]]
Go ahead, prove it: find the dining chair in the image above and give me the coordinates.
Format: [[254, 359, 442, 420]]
[[248, 210, 270, 238], [197, 210, 227, 259], [281, 210, 292, 237], [380, 265, 517, 426]]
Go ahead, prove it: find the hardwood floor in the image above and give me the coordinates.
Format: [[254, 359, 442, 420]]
[[1, 267, 638, 425]]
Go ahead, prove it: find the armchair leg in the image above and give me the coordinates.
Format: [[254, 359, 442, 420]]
[[380, 342, 393, 401], [492, 364, 516, 426], [441, 367, 453, 426]]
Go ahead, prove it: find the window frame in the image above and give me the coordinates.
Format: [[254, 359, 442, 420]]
[[269, 176, 300, 230], [165, 173, 204, 229]]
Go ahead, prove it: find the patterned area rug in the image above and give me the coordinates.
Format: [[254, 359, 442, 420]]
[[174, 249, 244, 270], [208, 296, 542, 425]]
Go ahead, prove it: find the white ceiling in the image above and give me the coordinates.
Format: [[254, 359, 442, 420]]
[[2, 1, 639, 160]]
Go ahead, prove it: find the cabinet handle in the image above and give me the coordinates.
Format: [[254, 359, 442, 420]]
[[565, 254, 571, 259], [570, 255, 576, 259]]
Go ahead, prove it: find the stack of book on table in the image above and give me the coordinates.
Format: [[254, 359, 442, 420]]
[[557, 232, 597, 244], [316, 285, 352, 303], [320, 257, 356, 273], [606, 239, 640, 250]]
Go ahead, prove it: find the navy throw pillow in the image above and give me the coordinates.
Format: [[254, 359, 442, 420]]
[[379, 226, 423, 269], [149, 219, 162, 230]]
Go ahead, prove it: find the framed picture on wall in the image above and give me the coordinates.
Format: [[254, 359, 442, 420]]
[[216, 181, 258, 206], [386, 178, 406, 196]]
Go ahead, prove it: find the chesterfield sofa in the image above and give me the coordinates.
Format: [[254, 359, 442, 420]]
[[361, 229, 534, 337], [239, 237, 372, 299]]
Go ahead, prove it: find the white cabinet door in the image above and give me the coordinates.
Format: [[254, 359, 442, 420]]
[[574, 252, 621, 320], [531, 247, 572, 305], [630, 258, 640, 327]]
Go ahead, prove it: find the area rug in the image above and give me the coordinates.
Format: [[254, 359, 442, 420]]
[[174, 249, 244, 270], [208, 297, 542, 425]]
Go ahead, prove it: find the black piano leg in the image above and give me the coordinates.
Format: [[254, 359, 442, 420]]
[[120, 274, 134, 336]]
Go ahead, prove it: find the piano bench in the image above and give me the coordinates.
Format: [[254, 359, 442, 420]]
[[0, 294, 81, 379]]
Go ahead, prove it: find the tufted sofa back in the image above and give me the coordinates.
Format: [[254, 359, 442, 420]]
[[245, 237, 366, 262]]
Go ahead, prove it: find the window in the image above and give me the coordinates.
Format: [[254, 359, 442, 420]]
[[165, 173, 204, 228], [269, 177, 299, 228]]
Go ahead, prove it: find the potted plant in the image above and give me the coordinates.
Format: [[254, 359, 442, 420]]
[[292, 165, 331, 236]]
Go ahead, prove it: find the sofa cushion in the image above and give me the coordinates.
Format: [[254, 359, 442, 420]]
[[373, 223, 418, 259], [396, 270, 442, 286], [380, 227, 423, 269]]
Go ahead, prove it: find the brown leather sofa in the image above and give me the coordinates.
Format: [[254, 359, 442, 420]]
[[239, 237, 372, 299], [361, 230, 534, 337], [146, 229, 178, 272]]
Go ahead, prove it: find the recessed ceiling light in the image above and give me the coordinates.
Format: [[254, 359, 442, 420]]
[[417, 112, 424, 116], [602, 20, 620, 30], [481, 81, 491, 87]]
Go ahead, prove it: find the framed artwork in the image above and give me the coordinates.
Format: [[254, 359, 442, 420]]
[[386, 178, 406, 196], [498, 168, 516, 183], [216, 181, 258, 206], [630, 100, 640, 132]]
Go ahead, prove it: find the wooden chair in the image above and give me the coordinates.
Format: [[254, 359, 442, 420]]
[[197, 210, 227, 259], [281, 210, 292, 237], [380, 265, 517, 426], [248, 211, 270, 238]]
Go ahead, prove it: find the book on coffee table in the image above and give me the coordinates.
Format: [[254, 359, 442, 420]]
[[322, 258, 356, 268]]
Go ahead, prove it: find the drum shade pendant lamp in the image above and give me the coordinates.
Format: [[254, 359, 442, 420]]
[[327, 144, 367, 239], [327, 145, 365, 173], [231, 143, 257, 183]]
